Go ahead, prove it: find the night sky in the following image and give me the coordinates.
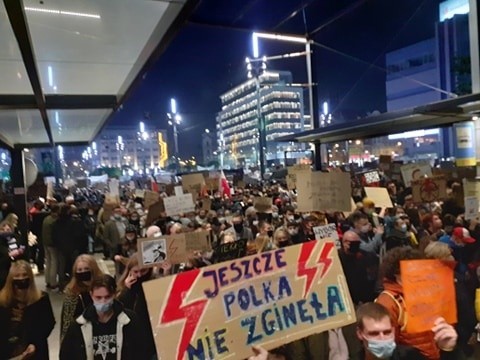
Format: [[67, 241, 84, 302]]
[[107, 0, 441, 160]]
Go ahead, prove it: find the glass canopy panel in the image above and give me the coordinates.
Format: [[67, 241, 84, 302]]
[[0, 2, 33, 94], [23, 0, 180, 95], [47, 109, 111, 143], [0, 110, 48, 145]]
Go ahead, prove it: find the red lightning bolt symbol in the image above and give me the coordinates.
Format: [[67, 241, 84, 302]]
[[297, 241, 335, 298], [161, 269, 208, 360]]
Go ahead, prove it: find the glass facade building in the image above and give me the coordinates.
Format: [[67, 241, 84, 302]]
[[217, 71, 305, 168]]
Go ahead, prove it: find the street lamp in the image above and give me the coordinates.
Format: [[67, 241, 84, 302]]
[[245, 56, 267, 178], [168, 98, 181, 156]]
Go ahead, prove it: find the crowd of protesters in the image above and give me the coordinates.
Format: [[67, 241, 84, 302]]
[[0, 172, 479, 359]]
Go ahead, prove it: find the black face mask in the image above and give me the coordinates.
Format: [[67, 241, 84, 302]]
[[267, 230, 274, 238], [233, 223, 243, 233], [13, 278, 30, 290], [75, 271, 92, 282], [349, 241, 361, 254], [278, 241, 292, 248]]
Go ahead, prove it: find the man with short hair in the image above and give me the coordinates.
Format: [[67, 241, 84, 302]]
[[350, 212, 383, 254], [353, 302, 459, 359]]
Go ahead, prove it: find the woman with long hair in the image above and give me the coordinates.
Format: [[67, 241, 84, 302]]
[[0, 260, 55, 359], [60, 254, 102, 343], [117, 255, 171, 360]]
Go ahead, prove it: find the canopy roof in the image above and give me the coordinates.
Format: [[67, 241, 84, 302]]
[[0, 0, 197, 148], [276, 93, 480, 144]]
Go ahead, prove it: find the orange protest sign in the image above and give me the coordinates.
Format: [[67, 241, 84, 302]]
[[143, 241, 355, 360], [400, 259, 457, 333]]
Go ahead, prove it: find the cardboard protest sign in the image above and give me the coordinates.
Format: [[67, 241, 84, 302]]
[[144, 190, 160, 209], [411, 177, 447, 203], [254, 197, 272, 213], [182, 173, 206, 201], [359, 170, 380, 187], [463, 179, 480, 197], [313, 224, 340, 249], [109, 179, 120, 198], [201, 198, 211, 211], [400, 163, 432, 187], [134, 189, 145, 199], [215, 239, 247, 262], [464, 196, 479, 220], [296, 171, 351, 212], [145, 201, 165, 227], [286, 164, 311, 190], [400, 259, 457, 333], [174, 186, 184, 196], [143, 240, 355, 360], [163, 194, 195, 216], [364, 187, 393, 208], [185, 231, 212, 253]]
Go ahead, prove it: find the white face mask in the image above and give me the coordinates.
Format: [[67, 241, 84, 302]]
[[366, 338, 396, 359], [360, 225, 370, 233]]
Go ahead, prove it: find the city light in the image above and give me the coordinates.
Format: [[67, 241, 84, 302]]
[[205, 129, 210, 133], [252, 33, 259, 58], [323, 101, 329, 115], [170, 98, 177, 114], [253, 31, 308, 44], [139, 121, 145, 133]]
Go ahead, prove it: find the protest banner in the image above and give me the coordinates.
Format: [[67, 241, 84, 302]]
[[364, 187, 393, 208], [138, 231, 212, 267], [400, 163, 432, 187], [313, 223, 340, 248], [465, 196, 479, 220], [400, 259, 456, 333], [215, 239, 247, 262], [143, 240, 355, 360], [163, 194, 195, 216], [286, 164, 311, 190], [411, 177, 447, 203], [182, 173, 206, 201], [296, 171, 351, 212], [254, 197, 272, 213], [145, 200, 165, 228], [144, 190, 160, 209]]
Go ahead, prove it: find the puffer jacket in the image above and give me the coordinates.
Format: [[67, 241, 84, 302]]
[[375, 280, 440, 359]]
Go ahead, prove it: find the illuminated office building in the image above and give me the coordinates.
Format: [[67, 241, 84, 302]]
[[96, 126, 168, 172], [217, 71, 305, 168]]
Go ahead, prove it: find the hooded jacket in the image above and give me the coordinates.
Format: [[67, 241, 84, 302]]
[[59, 300, 146, 360], [375, 280, 440, 359]]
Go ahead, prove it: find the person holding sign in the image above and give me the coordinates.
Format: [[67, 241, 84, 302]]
[[353, 303, 459, 360], [376, 247, 458, 359]]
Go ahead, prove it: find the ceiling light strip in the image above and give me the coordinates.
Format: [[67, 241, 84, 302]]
[[24, 7, 101, 19]]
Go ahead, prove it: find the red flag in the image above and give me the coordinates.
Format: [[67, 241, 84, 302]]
[[151, 176, 159, 193], [219, 170, 231, 198]]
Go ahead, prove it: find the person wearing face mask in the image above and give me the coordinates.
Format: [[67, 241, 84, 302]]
[[0, 260, 55, 360], [273, 228, 293, 248], [60, 274, 146, 360], [128, 211, 141, 235], [384, 217, 410, 252], [350, 212, 384, 255], [286, 220, 302, 244], [103, 206, 129, 260], [227, 213, 254, 241], [376, 247, 459, 359], [60, 254, 103, 343], [339, 231, 378, 305], [353, 302, 459, 360], [113, 225, 138, 278]]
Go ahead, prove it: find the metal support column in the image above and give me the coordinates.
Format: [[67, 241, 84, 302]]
[[256, 78, 266, 178], [469, 0, 480, 177], [307, 39, 322, 170], [10, 148, 28, 246]]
